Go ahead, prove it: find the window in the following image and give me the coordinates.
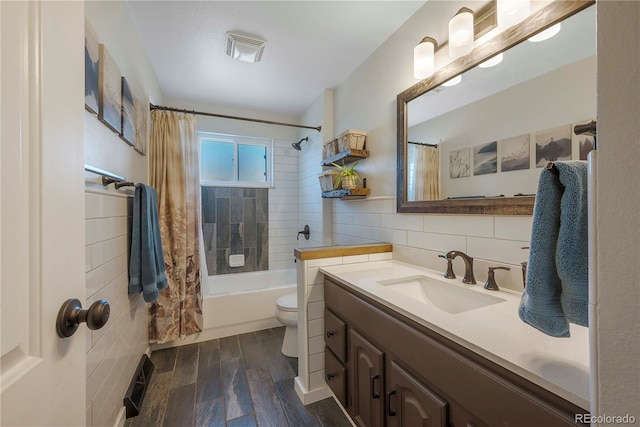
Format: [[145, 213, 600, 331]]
[[199, 132, 273, 187]]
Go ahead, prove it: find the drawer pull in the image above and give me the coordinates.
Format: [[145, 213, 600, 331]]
[[386, 390, 396, 416], [326, 373, 335, 381], [370, 374, 380, 399], [326, 331, 334, 338]]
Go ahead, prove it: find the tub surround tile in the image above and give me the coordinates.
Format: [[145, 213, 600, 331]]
[[215, 198, 230, 248], [216, 249, 231, 275], [215, 187, 230, 198], [230, 223, 244, 254], [256, 189, 269, 223], [201, 187, 216, 223], [243, 188, 256, 197], [230, 193, 244, 224], [257, 223, 269, 271]]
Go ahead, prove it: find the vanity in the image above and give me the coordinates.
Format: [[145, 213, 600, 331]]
[[320, 260, 589, 427]]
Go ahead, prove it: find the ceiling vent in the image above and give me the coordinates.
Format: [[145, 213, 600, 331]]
[[225, 32, 266, 63]]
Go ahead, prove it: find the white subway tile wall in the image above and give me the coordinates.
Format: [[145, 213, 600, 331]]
[[301, 252, 392, 392], [85, 191, 149, 427], [269, 139, 301, 270], [331, 198, 532, 292]]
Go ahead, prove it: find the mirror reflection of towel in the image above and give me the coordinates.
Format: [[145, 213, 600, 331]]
[[129, 184, 167, 303], [519, 161, 588, 337]]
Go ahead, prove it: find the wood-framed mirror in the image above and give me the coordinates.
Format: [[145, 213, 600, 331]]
[[397, 0, 595, 215]]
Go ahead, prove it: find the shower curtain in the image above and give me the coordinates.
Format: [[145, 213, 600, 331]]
[[148, 110, 203, 343], [411, 144, 440, 201]]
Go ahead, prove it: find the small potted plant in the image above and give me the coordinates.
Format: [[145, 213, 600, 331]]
[[331, 162, 362, 190]]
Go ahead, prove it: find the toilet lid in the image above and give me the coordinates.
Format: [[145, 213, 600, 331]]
[[276, 293, 297, 311]]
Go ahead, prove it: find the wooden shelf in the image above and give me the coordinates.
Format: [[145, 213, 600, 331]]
[[321, 149, 369, 166], [321, 188, 370, 199]]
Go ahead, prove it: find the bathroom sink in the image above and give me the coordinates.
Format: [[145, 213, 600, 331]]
[[377, 275, 506, 314]]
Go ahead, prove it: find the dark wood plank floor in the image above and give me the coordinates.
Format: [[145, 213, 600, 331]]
[[125, 327, 352, 427]]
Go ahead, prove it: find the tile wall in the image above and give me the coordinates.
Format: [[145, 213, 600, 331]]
[[85, 190, 149, 426], [331, 197, 533, 292], [201, 187, 269, 274]]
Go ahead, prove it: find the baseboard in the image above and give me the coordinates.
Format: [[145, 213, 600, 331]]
[[293, 376, 333, 405], [113, 406, 126, 427], [151, 318, 282, 351]]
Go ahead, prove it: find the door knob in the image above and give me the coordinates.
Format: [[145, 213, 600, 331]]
[[56, 298, 110, 338]]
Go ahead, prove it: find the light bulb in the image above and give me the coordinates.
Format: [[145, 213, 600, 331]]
[[442, 75, 462, 87], [478, 53, 504, 68], [528, 23, 561, 42]]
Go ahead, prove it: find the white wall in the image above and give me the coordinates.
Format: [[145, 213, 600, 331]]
[[85, 192, 148, 426], [297, 90, 334, 249], [595, 1, 640, 420], [165, 97, 302, 271], [83, 3, 163, 425], [84, 1, 163, 186]]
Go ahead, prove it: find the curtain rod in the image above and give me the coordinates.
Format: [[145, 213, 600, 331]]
[[408, 141, 438, 148], [150, 104, 321, 132]]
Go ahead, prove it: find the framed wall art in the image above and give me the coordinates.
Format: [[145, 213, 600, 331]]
[[120, 77, 136, 146], [84, 19, 99, 113], [98, 44, 121, 133]]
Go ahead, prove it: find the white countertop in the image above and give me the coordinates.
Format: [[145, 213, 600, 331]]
[[320, 260, 590, 410]]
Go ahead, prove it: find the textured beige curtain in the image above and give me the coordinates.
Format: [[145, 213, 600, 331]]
[[148, 110, 203, 343], [412, 145, 440, 201]]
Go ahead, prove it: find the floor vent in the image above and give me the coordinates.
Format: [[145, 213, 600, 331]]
[[124, 354, 155, 419]]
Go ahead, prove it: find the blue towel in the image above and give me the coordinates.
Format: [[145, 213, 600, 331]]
[[519, 161, 588, 337], [129, 184, 167, 303]]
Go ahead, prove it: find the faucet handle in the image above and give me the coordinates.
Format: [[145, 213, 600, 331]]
[[438, 255, 456, 279], [484, 266, 511, 291]]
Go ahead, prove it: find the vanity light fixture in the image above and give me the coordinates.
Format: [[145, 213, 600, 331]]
[[414, 37, 438, 79], [478, 52, 504, 68], [449, 8, 475, 58], [442, 75, 462, 87], [497, 0, 530, 28], [528, 23, 562, 42], [225, 32, 266, 63]]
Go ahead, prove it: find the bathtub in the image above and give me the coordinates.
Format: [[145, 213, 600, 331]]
[[201, 269, 297, 338]]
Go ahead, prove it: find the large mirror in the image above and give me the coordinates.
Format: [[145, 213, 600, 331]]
[[397, 1, 595, 214]]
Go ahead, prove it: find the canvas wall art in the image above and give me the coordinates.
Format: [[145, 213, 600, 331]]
[[450, 147, 470, 179], [134, 93, 150, 156], [98, 44, 121, 133], [84, 19, 99, 113], [120, 77, 136, 146], [501, 134, 530, 172], [473, 141, 497, 176], [535, 124, 572, 167]]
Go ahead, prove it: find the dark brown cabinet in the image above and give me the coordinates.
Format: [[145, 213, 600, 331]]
[[350, 329, 384, 427], [324, 277, 588, 427], [386, 361, 447, 427]]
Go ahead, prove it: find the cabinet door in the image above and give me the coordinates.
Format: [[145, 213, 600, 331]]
[[387, 361, 447, 427], [325, 346, 348, 407], [350, 329, 384, 427], [325, 308, 347, 362]]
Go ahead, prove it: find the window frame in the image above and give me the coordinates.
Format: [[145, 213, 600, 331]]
[[198, 131, 274, 188]]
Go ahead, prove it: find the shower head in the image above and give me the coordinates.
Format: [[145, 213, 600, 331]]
[[292, 137, 309, 151]]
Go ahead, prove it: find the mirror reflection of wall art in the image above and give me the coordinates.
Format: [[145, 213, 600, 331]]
[[120, 77, 136, 146], [98, 44, 122, 133], [535, 125, 572, 167], [450, 147, 470, 179], [84, 19, 99, 114], [134, 93, 150, 156], [473, 141, 497, 176], [501, 134, 531, 172]]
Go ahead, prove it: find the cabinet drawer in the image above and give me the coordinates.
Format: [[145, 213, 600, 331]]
[[325, 347, 348, 407], [325, 308, 347, 362]]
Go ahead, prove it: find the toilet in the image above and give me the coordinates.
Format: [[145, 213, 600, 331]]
[[275, 293, 298, 357]]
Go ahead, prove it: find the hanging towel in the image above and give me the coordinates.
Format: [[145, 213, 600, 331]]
[[129, 183, 167, 303], [519, 161, 588, 337]]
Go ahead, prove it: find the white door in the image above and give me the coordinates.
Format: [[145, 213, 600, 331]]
[[1, 1, 87, 425]]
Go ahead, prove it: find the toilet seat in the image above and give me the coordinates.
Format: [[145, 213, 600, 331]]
[[276, 293, 297, 312]]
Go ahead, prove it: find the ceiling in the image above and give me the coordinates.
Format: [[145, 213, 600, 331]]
[[127, 1, 425, 117]]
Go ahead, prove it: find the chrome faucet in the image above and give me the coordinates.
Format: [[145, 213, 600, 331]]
[[443, 251, 476, 284]]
